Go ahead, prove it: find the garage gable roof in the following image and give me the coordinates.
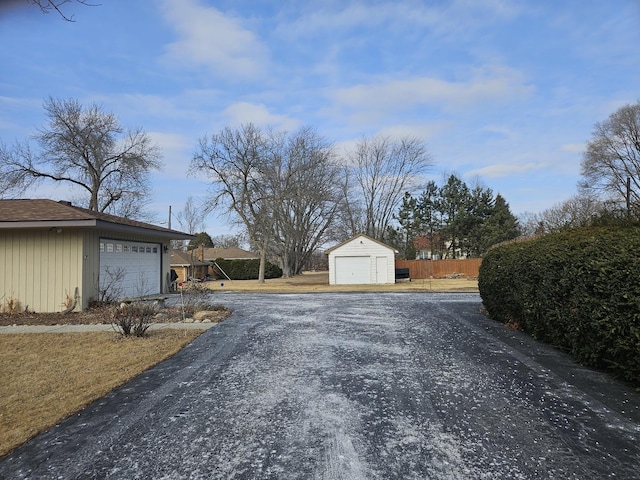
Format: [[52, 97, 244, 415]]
[[324, 233, 398, 254], [0, 199, 194, 239]]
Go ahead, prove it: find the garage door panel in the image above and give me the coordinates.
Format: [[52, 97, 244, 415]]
[[335, 256, 370, 284], [100, 240, 161, 299]]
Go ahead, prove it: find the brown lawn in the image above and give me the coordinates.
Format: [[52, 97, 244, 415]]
[[203, 270, 478, 293], [0, 329, 203, 458]]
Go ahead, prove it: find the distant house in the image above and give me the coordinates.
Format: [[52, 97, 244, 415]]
[[0, 199, 194, 312], [414, 233, 445, 260], [169, 250, 210, 283], [413, 233, 464, 259], [325, 234, 396, 285], [172, 246, 260, 280], [202, 247, 260, 261]]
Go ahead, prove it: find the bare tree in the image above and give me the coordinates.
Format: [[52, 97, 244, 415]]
[[176, 196, 206, 235], [27, 0, 97, 21], [343, 135, 432, 241], [210, 234, 247, 249], [0, 97, 162, 216], [267, 127, 343, 277], [580, 100, 640, 218], [524, 195, 605, 234], [191, 124, 273, 282], [192, 124, 344, 279]]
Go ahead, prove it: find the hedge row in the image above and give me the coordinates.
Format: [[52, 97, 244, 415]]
[[478, 227, 640, 386], [214, 258, 282, 280]]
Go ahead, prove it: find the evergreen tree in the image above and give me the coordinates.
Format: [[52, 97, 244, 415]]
[[416, 181, 441, 258], [480, 194, 520, 251], [188, 232, 214, 250], [393, 192, 420, 259], [438, 175, 471, 258]]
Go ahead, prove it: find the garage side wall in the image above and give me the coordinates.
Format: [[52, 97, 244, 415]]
[[0, 229, 84, 313], [328, 236, 395, 285]]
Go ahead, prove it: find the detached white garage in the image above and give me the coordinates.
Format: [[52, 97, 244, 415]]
[[326, 234, 397, 285]]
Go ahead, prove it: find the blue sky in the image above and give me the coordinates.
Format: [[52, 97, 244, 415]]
[[1, 0, 639, 235]]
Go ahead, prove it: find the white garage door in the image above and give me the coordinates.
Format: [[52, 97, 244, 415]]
[[335, 256, 371, 284], [100, 240, 161, 299]]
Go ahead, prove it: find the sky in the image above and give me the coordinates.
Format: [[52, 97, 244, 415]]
[[1, 0, 639, 235]]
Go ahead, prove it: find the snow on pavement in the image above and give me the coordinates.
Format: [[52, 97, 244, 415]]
[[1, 293, 639, 479]]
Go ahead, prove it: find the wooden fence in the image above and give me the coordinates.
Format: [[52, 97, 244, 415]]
[[395, 258, 481, 279]]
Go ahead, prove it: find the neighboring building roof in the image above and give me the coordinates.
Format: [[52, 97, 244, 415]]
[[202, 247, 259, 260], [169, 249, 209, 266], [0, 199, 194, 239], [324, 233, 398, 254], [413, 233, 443, 250]]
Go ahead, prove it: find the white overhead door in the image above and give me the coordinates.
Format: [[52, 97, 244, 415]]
[[99, 240, 161, 298], [335, 256, 371, 284]]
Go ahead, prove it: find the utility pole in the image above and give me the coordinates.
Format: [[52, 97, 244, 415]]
[[168, 205, 172, 229]]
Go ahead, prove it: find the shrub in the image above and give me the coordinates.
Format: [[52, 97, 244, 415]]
[[214, 258, 282, 280], [109, 303, 156, 337], [180, 282, 215, 315], [479, 227, 640, 386]]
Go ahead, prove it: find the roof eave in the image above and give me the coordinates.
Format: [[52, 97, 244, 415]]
[[0, 220, 98, 229]]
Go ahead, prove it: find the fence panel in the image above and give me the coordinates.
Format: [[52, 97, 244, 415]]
[[395, 258, 481, 279]]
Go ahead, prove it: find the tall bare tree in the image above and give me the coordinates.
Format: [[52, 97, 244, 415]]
[[192, 124, 343, 279], [0, 97, 162, 216], [191, 124, 274, 282], [176, 196, 206, 235], [267, 127, 343, 277], [580, 100, 640, 218], [343, 135, 432, 241]]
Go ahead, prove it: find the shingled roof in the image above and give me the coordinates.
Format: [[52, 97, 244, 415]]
[[0, 199, 194, 239]]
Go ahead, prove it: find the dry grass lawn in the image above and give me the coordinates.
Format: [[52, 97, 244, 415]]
[[0, 329, 202, 458], [204, 270, 479, 293]]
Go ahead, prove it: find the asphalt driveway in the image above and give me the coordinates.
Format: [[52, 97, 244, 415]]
[[1, 293, 639, 479]]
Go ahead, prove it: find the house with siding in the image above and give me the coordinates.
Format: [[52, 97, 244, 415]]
[[0, 199, 193, 313]]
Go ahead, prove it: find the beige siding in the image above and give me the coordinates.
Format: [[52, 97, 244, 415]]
[[1, 228, 172, 313], [0, 229, 84, 313]]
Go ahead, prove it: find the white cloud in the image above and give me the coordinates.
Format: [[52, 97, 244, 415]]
[[161, 0, 268, 79], [561, 143, 585, 153], [330, 65, 534, 118], [146, 131, 198, 184], [222, 102, 300, 131], [279, 0, 525, 40], [466, 162, 549, 178]]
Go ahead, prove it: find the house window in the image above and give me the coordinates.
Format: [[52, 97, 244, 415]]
[[152, 247, 158, 253], [132, 246, 138, 253], [100, 243, 104, 252], [123, 245, 130, 253], [106, 243, 114, 253], [116, 244, 123, 253], [146, 247, 152, 253]]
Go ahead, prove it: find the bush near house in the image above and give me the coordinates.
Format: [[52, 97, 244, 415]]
[[214, 258, 282, 280], [478, 226, 640, 387]]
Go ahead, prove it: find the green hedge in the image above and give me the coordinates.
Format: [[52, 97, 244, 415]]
[[214, 258, 282, 280], [478, 227, 640, 386]]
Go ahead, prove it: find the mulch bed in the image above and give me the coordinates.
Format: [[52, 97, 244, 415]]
[[0, 306, 185, 327]]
